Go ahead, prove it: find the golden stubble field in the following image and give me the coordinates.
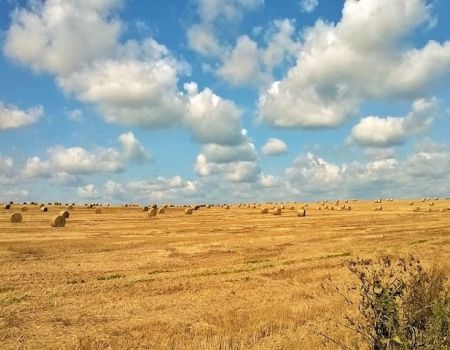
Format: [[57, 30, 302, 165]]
[[1, 200, 449, 350]]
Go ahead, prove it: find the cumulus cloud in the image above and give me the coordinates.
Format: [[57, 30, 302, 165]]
[[4, 0, 122, 75], [258, 0, 450, 128], [77, 184, 99, 199], [261, 137, 288, 156], [184, 83, 245, 145], [22, 146, 123, 178], [349, 98, 438, 147], [0, 102, 43, 130], [300, 0, 319, 13], [58, 39, 187, 128], [218, 19, 300, 87], [187, 0, 264, 57], [285, 141, 450, 199], [118, 131, 150, 162], [125, 176, 198, 202]]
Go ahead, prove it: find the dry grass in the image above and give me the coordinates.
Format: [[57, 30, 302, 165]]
[[0, 200, 449, 349]]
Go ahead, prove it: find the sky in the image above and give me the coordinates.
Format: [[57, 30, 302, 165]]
[[0, 0, 450, 204]]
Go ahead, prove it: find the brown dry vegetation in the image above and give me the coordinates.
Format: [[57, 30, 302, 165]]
[[0, 200, 449, 349]]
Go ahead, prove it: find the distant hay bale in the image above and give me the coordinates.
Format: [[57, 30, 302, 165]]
[[440, 208, 446, 212], [10, 212, 22, 223], [330, 207, 334, 211], [194, 205, 200, 210], [158, 208, 165, 214], [260, 208, 269, 214], [68, 205, 74, 210], [317, 206, 321, 210], [429, 202, 435, 206], [297, 209, 306, 217], [225, 205, 230, 209], [148, 208, 157, 217], [142, 206, 149, 212], [289, 206, 295, 210], [95, 208, 102, 214], [41, 206, 48, 212], [413, 207, 420, 212], [21, 206, 28, 212], [374, 206, 383, 211], [409, 202, 414, 205], [272, 208, 282, 216], [347, 206, 352, 211], [59, 210, 70, 219], [185, 208, 193, 215], [51, 215, 66, 227]]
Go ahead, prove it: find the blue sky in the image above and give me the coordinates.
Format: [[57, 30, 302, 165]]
[[0, 0, 449, 204]]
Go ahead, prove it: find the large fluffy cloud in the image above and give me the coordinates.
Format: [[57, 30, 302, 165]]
[[218, 19, 300, 87], [258, 0, 450, 127], [0, 102, 43, 130], [349, 98, 438, 147], [58, 39, 187, 128], [4, 0, 122, 75]]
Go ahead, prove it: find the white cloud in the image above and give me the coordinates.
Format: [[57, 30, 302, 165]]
[[0, 155, 14, 176], [0, 102, 43, 130], [218, 19, 300, 87], [258, 0, 450, 128], [300, 0, 319, 13], [104, 179, 125, 199], [22, 146, 123, 178], [261, 137, 288, 156], [349, 98, 438, 147], [4, 0, 122, 75], [186, 24, 224, 57], [77, 184, 99, 199], [118, 131, 150, 162], [58, 38, 187, 128], [125, 176, 198, 201], [284, 140, 450, 199], [184, 83, 245, 145], [258, 173, 283, 187], [286, 152, 345, 195]]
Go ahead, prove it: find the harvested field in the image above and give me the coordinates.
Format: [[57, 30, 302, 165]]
[[0, 200, 449, 349]]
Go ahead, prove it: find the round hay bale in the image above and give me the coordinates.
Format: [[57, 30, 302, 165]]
[[95, 208, 102, 214], [21, 206, 28, 212], [142, 206, 149, 212], [194, 205, 200, 210], [409, 201, 414, 205], [272, 208, 282, 216], [185, 208, 193, 215], [316, 206, 321, 210], [413, 207, 420, 212], [374, 206, 383, 211], [347, 206, 352, 211], [51, 215, 66, 227], [4, 204, 11, 210], [297, 209, 306, 217], [148, 208, 157, 217], [260, 208, 269, 214], [41, 206, 48, 212], [10, 212, 22, 223], [330, 207, 334, 211], [68, 205, 74, 210], [225, 205, 230, 209], [429, 202, 435, 206], [59, 210, 70, 219], [158, 208, 165, 214]]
